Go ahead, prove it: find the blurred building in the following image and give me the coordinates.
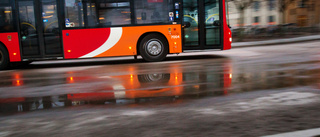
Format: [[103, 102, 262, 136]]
[[228, 0, 320, 28], [228, 0, 280, 28], [285, 0, 320, 27]]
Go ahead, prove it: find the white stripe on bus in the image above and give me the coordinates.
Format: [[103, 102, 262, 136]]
[[80, 27, 123, 58]]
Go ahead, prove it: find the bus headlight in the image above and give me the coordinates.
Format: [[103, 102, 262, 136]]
[[229, 37, 232, 43]]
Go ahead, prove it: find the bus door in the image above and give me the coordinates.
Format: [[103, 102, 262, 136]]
[[17, 0, 63, 59], [182, 0, 222, 50]]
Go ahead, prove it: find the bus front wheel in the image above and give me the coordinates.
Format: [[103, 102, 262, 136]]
[[139, 34, 168, 62], [0, 44, 9, 70]]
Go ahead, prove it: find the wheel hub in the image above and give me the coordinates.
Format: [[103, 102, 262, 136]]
[[147, 40, 162, 56], [148, 74, 163, 81]]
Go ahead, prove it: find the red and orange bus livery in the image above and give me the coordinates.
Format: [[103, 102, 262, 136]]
[[0, 0, 231, 70], [62, 25, 183, 59]]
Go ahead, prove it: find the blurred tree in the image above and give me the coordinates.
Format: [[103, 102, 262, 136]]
[[229, 0, 254, 41], [229, 0, 254, 27], [278, 0, 296, 24]]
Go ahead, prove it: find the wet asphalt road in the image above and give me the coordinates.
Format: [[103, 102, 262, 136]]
[[0, 41, 319, 137]]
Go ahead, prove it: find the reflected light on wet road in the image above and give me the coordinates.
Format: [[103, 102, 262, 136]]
[[0, 58, 233, 113], [68, 77, 74, 83], [0, 55, 319, 114], [12, 73, 23, 86]]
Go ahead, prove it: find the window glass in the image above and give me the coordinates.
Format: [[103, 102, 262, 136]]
[[183, 0, 199, 46], [226, 0, 230, 26], [254, 16, 259, 23], [0, 0, 10, 4], [254, 1, 260, 11], [83, 0, 131, 27], [268, 0, 275, 11], [134, 0, 173, 24], [18, 1, 40, 55], [42, 0, 62, 55], [87, 0, 98, 27], [98, 0, 131, 26], [268, 16, 274, 23], [0, 6, 14, 32], [205, 0, 220, 45], [65, 0, 84, 27]]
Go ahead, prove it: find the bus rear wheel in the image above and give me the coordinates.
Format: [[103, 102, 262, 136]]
[[0, 45, 9, 70], [139, 34, 168, 62]]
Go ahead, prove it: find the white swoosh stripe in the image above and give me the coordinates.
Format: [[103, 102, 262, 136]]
[[80, 27, 123, 58]]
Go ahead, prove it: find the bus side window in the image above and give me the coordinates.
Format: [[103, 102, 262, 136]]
[[0, 6, 14, 32], [87, 15, 97, 27], [64, 0, 84, 28], [100, 2, 131, 26], [85, 0, 131, 27], [134, 0, 173, 24], [86, 0, 99, 27]]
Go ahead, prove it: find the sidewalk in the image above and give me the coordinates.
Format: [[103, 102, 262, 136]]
[[232, 35, 320, 48]]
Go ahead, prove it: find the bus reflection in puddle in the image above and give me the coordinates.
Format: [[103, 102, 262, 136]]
[[0, 61, 233, 113]]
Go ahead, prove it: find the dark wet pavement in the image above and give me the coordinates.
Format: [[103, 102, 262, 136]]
[[0, 41, 319, 136], [0, 41, 320, 113], [0, 56, 234, 113]]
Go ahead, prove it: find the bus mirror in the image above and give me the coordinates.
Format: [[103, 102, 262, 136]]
[[183, 22, 191, 28], [213, 20, 220, 26], [141, 12, 147, 20]]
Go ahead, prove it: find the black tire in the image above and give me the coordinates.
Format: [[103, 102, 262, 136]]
[[139, 33, 168, 62], [0, 44, 9, 70]]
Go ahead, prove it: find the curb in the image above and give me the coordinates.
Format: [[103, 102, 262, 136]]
[[231, 35, 320, 48], [262, 127, 320, 137]]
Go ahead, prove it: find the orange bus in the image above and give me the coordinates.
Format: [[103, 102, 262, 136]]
[[0, 0, 232, 70]]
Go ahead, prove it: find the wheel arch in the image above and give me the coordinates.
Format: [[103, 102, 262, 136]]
[[136, 32, 169, 55], [0, 41, 10, 70], [0, 41, 9, 58]]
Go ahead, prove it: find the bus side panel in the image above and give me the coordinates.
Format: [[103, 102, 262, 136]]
[[62, 28, 111, 59], [223, 0, 232, 50], [96, 25, 182, 58], [62, 25, 182, 59], [0, 33, 21, 62]]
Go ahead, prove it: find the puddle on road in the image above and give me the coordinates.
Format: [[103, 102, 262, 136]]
[[0, 58, 319, 114]]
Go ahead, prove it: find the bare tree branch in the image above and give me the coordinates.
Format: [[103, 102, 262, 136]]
[[278, 0, 296, 24], [229, 0, 255, 27]]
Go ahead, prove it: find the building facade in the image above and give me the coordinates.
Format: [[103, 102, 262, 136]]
[[285, 0, 320, 27], [228, 0, 280, 28], [228, 0, 320, 28]]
